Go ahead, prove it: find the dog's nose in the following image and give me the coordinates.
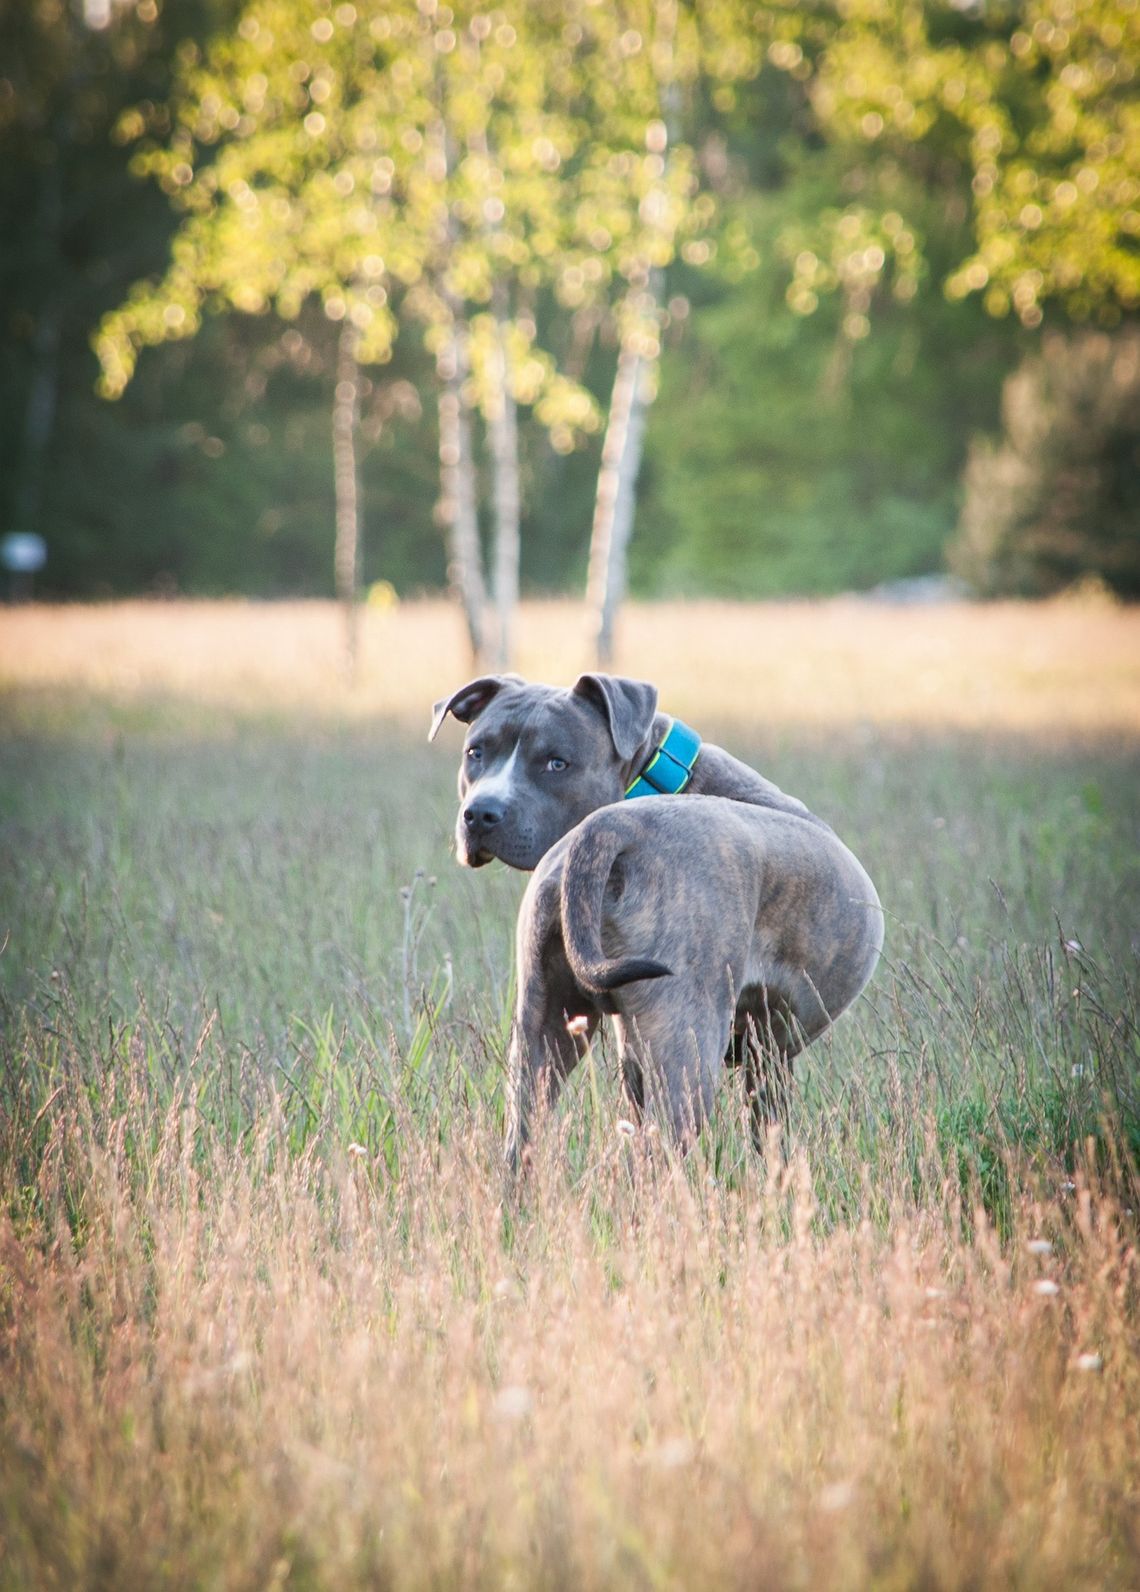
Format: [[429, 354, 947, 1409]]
[[463, 798, 505, 832]]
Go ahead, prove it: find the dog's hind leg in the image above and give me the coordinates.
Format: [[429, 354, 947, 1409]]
[[615, 988, 731, 1152], [736, 992, 805, 1157]]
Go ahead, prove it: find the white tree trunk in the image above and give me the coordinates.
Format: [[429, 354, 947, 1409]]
[[487, 307, 520, 668], [587, 1, 679, 665], [586, 329, 655, 667], [436, 318, 487, 661], [332, 318, 362, 677]]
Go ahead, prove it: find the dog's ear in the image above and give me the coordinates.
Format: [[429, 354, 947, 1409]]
[[572, 674, 659, 761], [428, 675, 522, 741]]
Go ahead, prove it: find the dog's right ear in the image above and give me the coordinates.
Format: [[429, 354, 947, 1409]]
[[428, 675, 522, 741]]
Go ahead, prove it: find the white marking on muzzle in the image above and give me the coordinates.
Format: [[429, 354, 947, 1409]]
[[474, 741, 522, 806]]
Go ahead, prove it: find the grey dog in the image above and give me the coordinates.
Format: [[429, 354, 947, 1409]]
[[430, 672, 883, 1166]]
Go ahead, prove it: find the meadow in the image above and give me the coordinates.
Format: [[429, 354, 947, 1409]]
[[1, 596, 1138, 1589]]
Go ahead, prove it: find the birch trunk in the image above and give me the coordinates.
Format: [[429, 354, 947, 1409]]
[[586, 328, 655, 667], [587, 0, 678, 665], [437, 319, 487, 661], [332, 318, 362, 677], [487, 308, 519, 668]]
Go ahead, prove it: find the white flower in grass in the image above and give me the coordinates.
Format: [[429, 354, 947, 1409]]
[[566, 1014, 590, 1037], [616, 1119, 638, 1138], [1027, 1238, 1053, 1256], [1074, 1352, 1103, 1373], [651, 1437, 694, 1470], [1033, 1278, 1060, 1297], [492, 1385, 533, 1421], [347, 1143, 368, 1161]]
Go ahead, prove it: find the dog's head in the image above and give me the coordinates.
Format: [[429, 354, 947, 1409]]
[[428, 672, 660, 869]]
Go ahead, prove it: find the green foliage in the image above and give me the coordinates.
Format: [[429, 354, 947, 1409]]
[[94, 0, 617, 435], [951, 327, 1140, 597], [803, 0, 1140, 328], [4, 0, 1138, 600], [43, 308, 443, 595], [635, 150, 1024, 596]]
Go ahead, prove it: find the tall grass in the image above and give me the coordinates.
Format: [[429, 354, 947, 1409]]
[[1, 599, 1138, 1587], [3, 1061, 1138, 1589]]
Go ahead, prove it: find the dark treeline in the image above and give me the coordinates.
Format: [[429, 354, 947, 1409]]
[[3, 0, 1136, 611]]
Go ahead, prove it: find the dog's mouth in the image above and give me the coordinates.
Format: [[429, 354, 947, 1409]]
[[456, 826, 545, 871], [457, 837, 496, 868]]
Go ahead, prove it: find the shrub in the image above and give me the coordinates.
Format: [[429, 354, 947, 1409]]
[[950, 328, 1140, 598]]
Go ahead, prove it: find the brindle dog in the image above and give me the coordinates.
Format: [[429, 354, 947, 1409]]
[[430, 673, 882, 1166]]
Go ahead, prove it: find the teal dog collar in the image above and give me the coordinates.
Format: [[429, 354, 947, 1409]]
[[625, 717, 702, 799]]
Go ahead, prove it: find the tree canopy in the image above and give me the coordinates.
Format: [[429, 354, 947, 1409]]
[[3, 0, 1136, 604]]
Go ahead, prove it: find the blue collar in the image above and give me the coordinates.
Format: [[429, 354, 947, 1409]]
[[624, 717, 702, 799]]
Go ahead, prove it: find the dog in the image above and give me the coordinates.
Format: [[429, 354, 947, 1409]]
[[429, 672, 882, 1165]]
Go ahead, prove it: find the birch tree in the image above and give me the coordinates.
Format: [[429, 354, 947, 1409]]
[[96, 0, 409, 671], [98, 0, 597, 667], [571, 0, 762, 664], [400, 0, 600, 665]]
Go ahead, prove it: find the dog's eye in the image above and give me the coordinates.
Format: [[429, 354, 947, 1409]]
[[546, 756, 568, 773], [465, 745, 483, 763]]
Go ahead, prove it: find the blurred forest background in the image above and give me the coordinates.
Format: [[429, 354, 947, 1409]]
[[2, 0, 1138, 647]]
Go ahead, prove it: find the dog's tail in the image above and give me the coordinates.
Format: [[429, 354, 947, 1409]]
[[560, 812, 672, 996]]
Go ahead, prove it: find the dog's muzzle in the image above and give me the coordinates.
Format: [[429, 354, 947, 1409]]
[[459, 796, 505, 867]]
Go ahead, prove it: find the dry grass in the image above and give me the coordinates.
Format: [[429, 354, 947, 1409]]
[[3, 1091, 1138, 1591], [2, 592, 1138, 735], [2, 596, 1138, 1588]]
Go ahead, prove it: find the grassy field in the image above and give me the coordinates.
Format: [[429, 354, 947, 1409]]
[[1, 596, 1139, 1589]]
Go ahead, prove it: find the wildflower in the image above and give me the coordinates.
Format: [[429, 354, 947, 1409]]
[[492, 1385, 533, 1421], [1033, 1279, 1060, 1297], [1074, 1352, 1103, 1373], [1027, 1238, 1053, 1255], [566, 1014, 590, 1036], [616, 1118, 638, 1137], [652, 1437, 694, 1470], [347, 1143, 368, 1161]]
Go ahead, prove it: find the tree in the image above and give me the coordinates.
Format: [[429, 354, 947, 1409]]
[[950, 326, 1140, 597], [98, 0, 601, 666], [786, 0, 1139, 328], [96, 0, 410, 668], [567, 0, 761, 663], [400, 1, 601, 665], [0, 0, 211, 556]]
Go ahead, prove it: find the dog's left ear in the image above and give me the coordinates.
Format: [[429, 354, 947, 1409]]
[[428, 674, 523, 741], [572, 674, 659, 761]]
